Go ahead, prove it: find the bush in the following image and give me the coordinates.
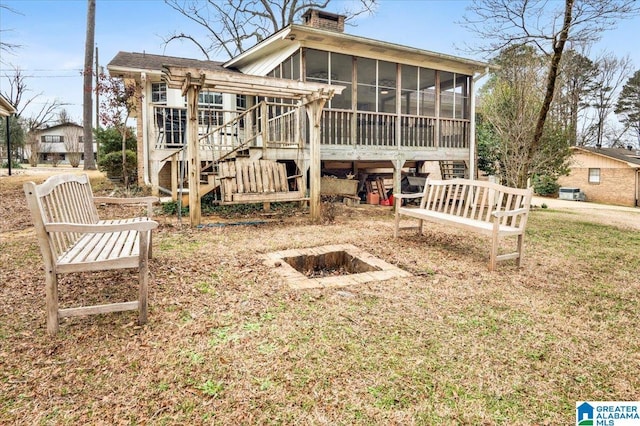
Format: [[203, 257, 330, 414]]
[[98, 150, 137, 183], [532, 175, 559, 197], [95, 127, 136, 157], [2, 160, 23, 169]]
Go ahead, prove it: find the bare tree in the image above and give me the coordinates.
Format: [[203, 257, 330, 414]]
[[63, 125, 83, 167], [585, 53, 633, 147], [56, 109, 74, 125], [82, 0, 96, 170], [164, 0, 377, 59], [464, 0, 639, 187], [0, 4, 22, 59], [25, 131, 41, 167], [1, 66, 67, 131], [96, 73, 142, 187]]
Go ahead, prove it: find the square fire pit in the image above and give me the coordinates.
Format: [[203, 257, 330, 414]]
[[263, 244, 411, 289]]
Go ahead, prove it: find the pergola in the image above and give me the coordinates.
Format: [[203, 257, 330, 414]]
[[162, 66, 344, 226]]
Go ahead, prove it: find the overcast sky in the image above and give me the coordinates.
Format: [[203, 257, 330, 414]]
[[1, 0, 639, 123]]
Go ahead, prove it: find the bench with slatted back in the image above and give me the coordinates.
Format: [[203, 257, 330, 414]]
[[394, 178, 533, 271], [23, 174, 159, 335], [217, 159, 307, 204]]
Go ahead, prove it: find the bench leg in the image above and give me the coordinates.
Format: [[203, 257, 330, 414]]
[[516, 234, 525, 267], [45, 270, 59, 335], [417, 219, 423, 235], [138, 232, 149, 325], [489, 233, 499, 272]]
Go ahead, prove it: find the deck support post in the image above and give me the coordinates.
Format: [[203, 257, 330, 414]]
[[305, 97, 327, 222], [150, 160, 160, 197], [392, 158, 406, 205], [184, 73, 203, 226]]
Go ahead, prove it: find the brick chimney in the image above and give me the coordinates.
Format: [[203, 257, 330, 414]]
[[302, 9, 345, 33]]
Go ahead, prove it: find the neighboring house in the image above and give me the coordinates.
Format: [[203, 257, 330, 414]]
[[107, 9, 490, 207], [31, 123, 96, 165], [558, 146, 640, 207], [0, 94, 17, 166]]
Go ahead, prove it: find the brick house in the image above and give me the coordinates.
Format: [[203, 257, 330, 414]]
[[557, 146, 640, 207]]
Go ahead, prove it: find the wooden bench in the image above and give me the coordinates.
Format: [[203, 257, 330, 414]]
[[217, 159, 307, 204], [394, 178, 533, 271], [23, 174, 159, 335]]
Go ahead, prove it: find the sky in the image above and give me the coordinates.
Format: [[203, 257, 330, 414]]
[[1, 0, 639, 124]]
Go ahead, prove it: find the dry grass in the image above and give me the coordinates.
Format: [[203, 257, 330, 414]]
[[1, 173, 639, 425]]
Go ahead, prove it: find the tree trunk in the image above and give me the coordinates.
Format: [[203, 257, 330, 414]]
[[82, 0, 96, 170], [520, 0, 574, 187]]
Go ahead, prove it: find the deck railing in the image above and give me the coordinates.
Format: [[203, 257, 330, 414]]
[[321, 110, 469, 149], [152, 104, 470, 154]]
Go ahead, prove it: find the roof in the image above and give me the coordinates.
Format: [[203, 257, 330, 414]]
[[108, 51, 230, 77], [0, 94, 16, 117], [36, 122, 83, 133], [573, 146, 640, 168], [224, 23, 492, 77]]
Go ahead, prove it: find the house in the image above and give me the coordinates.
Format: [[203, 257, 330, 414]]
[[29, 123, 96, 166], [107, 9, 491, 223], [1, 94, 18, 173], [0, 94, 15, 117], [558, 146, 640, 207]]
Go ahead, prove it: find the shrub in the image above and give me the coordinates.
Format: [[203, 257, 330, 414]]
[[532, 175, 559, 197], [95, 127, 136, 157], [98, 150, 137, 182]]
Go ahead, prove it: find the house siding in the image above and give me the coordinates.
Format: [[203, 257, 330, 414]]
[[558, 151, 638, 207]]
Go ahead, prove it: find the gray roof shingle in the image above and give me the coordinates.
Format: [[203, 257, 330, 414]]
[[108, 51, 233, 73], [579, 147, 640, 166]]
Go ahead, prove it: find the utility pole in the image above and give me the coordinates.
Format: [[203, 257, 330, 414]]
[[95, 45, 100, 160]]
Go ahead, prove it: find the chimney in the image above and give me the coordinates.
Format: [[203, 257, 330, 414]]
[[302, 9, 345, 33]]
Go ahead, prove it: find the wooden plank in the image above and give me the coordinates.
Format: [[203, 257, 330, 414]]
[[255, 160, 264, 192], [277, 163, 288, 192], [59, 301, 139, 318], [230, 162, 238, 198], [260, 160, 271, 193], [248, 161, 257, 193], [236, 161, 245, 194], [232, 191, 307, 203]]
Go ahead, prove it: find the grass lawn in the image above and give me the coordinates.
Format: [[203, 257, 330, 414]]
[[1, 174, 639, 425]]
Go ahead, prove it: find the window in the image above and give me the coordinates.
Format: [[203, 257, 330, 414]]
[[401, 65, 418, 115], [236, 95, 246, 111], [151, 83, 167, 103], [198, 91, 223, 107], [41, 135, 64, 143], [588, 168, 601, 184], [198, 91, 223, 127], [330, 53, 352, 110]]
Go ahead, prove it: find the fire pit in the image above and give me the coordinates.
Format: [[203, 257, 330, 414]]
[[264, 244, 411, 289]]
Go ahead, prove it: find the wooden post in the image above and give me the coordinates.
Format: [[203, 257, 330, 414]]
[[186, 82, 201, 226], [392, 158, 406, 203], [468, 76, 476, 180], [305, 97, 327, 222]]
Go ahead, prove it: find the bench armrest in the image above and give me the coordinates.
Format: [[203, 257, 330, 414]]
[[491, 208, 528, 218], [393, 192, 424, 200], [45, 219, 158, 233]]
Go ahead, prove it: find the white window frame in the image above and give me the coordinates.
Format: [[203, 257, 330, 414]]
[[588, 168, 601, 184]]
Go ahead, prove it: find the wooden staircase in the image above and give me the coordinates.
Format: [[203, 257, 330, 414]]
[[439, 160, 468, 180], [163, 100, 307, 207]]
